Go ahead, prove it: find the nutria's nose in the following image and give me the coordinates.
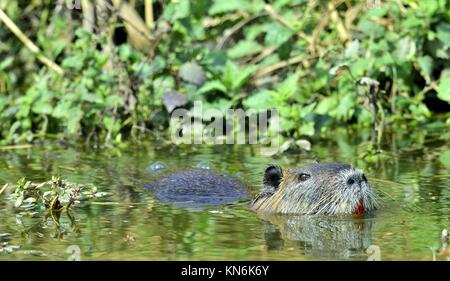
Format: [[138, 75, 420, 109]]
[[346, 173, 366, 187]]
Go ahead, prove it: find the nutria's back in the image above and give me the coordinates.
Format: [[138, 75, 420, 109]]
[[144, 169, 248, 207]]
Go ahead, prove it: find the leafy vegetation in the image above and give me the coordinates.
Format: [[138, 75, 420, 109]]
[[8, 176, 111, 213], [0, 0, 449, 148]]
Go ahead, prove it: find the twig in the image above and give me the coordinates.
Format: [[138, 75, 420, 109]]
[[248, 47, 276, 65], [111, 0, 154, 41], [251, 75, 279, 87], [81, 0, 95, 32], [417, 83, 437, 98], [390, 65, 397, 113], [328, 2, 349, 42], [0, 184, 8, 196], [0, 8, 63, 75], [252, 54, 305, 79], [216, 14, 263, 49], [0, 144, 33, 150], [202, 12, 249, 28], [145, 0, 154, 30]]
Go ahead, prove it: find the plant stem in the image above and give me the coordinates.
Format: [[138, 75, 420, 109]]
[[0, 184, 8, 196], [145, 0, 154, 30], [0, 8, 63, 75]]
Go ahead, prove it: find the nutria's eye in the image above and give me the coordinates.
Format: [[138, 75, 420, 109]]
[[347, 178, 355, 185], [362, 174, 368, 182], [298, 173, 310, 182]]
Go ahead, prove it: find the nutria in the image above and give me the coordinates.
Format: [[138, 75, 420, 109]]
[[251, 163, 378, 215], [145, 163, 377, 259], [145, 163, 377, 215]]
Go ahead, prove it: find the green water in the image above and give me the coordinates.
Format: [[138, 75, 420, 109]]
[[0, 134, 448, 261]]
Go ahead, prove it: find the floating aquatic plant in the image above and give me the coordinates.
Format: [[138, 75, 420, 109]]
[[9, 176, 112, 213]]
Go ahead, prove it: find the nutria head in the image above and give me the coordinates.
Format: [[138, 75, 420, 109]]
[[250, 163, 378, 215]]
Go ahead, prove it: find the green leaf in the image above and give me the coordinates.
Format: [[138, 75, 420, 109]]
[[264, 22, 293, 47], [81, 92, 103, 104], [244, 24, 265, 41], [0, 57, 14, 70], [334, 93, 355, 121], [417, 56, 433, 83], [351, 58, 371, 77], [418, 0, 441, 16], [280, 117, 295, 131], [223, 61, 239, 88], [203, 51, 227, 72], [51, 40, 67, 59], [62, 56, 83, 70], [394, 37, 416, 62], [197, 81, 227, 95], [401, 16, 425, 29], [103, 116, 115, 131], [276, 73, 300, 99], [298, 121, 315, 136], [344, 40, 360, 59], [0, 96, 9, 112], [67, 108, 83, 135], [358, 17, 385, 38], [232, 65, 256, 90], [243, 90, 276, 110], [209, 0, 254, 15], [153, 76, 176, 98], [132, 60, 164, 79], [223, 61, 255, 91], [298, 102, 316, 118], [436, 23, 450, 45], [437, 76, 450, 102], [316, 96, 338, 115], [179, 62, 206, 85], [15, 195, 24, 208], [439, 150, 450, 168], [228, 40, 263, 59], [171, 0, 191, 20], [162, 1, 191, 21], [52, 102, 71, 118], [32, 102, 53, 115], [202, 99, 233, 114]]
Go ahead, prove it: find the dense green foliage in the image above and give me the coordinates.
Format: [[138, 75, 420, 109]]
[[0, 0, 449, 146]]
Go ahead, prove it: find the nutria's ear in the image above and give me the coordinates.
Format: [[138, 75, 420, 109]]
[[263, 164, 283, 191]]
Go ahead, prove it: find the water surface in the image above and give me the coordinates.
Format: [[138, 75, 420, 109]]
[[0, 134, 448, 261]]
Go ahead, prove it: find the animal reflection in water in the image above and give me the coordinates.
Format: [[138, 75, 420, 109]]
[[260, 213, 373, 259]]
